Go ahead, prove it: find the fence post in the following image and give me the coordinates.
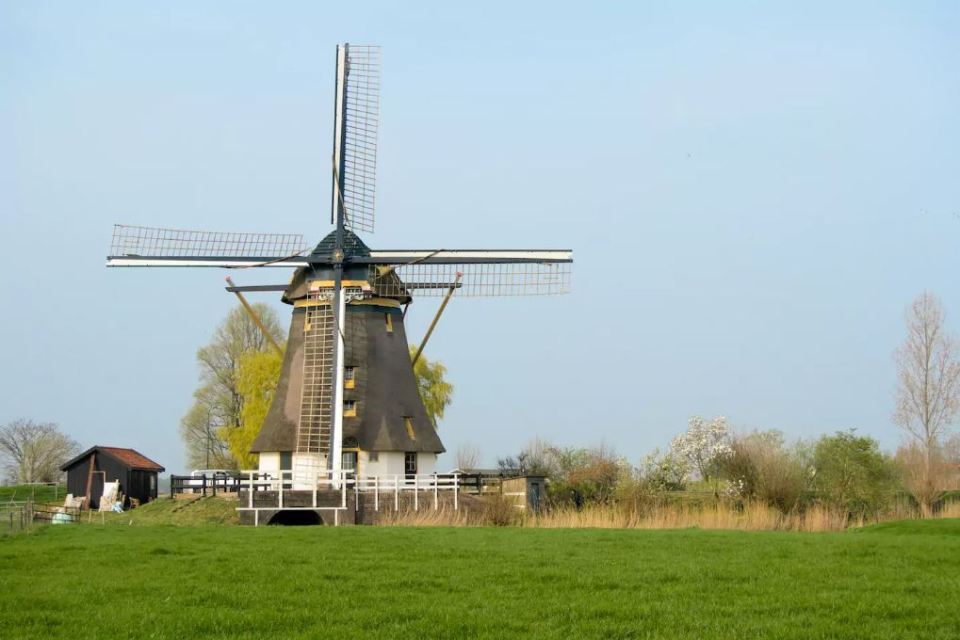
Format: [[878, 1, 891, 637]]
[[374, 476, 379, 512], [433, 474, 438, 510], [454, 474, 459, 511], [394, 475, 399, 511], [414, 475, 419, 512]]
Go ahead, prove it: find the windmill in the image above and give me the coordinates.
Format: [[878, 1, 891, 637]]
[[107, 44, 573, 485]]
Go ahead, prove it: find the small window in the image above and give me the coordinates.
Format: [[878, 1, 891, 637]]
[[343, 436, 359, 449], [368, 451, 379, 463], [344, 400, 357, 417], [280, 451, 293, 471], [404, 452, 418, 476], [385, 313, 394, 333], [341, 451, 358, 472], [344, 366, 356, 389], [404, 416, 416, 440]]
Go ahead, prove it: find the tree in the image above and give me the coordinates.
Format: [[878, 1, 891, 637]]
[[181, 304, 283, 469], [409, 346, 454, 428], [811, 430, 898, 518], [895, 440, 959, 515], [0, 419, 80, 484], [455, 443, 481, 470], [669, 416, 732, 485], [220, 348, 284, 469], [893, 292, 960, 514]]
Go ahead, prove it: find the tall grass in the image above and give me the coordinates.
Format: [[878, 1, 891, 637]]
[[379, 498, 960, 532]]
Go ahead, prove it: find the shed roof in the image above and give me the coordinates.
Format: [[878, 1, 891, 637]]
[[61, 446, 165, 472]]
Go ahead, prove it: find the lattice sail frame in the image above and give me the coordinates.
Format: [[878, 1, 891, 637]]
[[110, 224, 308, 258], [340, 45, 380, 234], [371, 261, 571, 297]]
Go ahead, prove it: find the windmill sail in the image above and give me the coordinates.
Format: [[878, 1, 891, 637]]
[[106, 225, 309, 267], [333, 44, 380, 234], [366, 249, 573, 297]]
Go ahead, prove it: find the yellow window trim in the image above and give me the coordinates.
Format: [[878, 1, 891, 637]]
[[294, 297, 402, 310], [404, 417, 416, 440], [309, 280, 371, 291], [385, 314, 394, 333]]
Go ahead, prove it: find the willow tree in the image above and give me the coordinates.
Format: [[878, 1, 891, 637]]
[[409, 346, 454, 428], [180, 304, 283, 469]]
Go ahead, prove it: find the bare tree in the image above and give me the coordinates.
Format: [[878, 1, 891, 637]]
[[455, 443, 481, 471], [894, 292, 960, 514], [0, 419, 80, 484]]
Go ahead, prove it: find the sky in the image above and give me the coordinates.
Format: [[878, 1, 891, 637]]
[[2, 2, 959, 474]]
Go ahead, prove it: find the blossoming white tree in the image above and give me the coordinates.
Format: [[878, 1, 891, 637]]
[[669, 415, 732, 485]]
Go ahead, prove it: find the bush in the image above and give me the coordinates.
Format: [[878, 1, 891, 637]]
[[720, 430, 810, 513], [482, 495, 519, 526], [811, 431, 899, 518]]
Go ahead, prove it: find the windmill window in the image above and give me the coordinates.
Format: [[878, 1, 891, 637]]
[[385, 313, 394, 333], [405, 452, 418, 476], [344, 366, 356, 389], [368, 452, 379, 463], [404, 416, 416, 440], [280, 452, 293, 471], [344, 400, 357, 417]]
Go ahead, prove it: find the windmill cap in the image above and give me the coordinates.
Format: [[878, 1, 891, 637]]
[[310, 229, 371, 261]]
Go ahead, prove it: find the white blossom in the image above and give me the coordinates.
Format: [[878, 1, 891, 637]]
[[669, 415, 732, 482]]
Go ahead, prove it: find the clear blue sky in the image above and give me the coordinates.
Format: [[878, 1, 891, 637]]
[[2, 2, 959, 474]]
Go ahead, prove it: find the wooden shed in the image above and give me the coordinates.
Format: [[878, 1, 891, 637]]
[[61, 446, 165, 509]]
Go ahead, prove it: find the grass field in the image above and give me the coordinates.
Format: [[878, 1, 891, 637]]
[[2, 519, 959, 639], [0, 484, 66, 505]]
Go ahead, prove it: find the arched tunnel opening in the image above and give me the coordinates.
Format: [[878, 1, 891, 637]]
[[267, 510, 323, 526]]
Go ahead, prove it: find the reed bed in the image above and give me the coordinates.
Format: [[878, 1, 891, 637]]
[[378, 498, 960, 532]]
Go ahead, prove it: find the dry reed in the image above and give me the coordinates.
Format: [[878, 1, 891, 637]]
[[377, 499, 960, 532]]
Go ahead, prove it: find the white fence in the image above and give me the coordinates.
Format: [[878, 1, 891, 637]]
[[236, 470, 460, 526]]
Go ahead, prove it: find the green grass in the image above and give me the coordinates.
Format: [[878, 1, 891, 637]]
[[0, 484, 66, 505], [97, 496, 239, 526], [1, 520, 959, 639]]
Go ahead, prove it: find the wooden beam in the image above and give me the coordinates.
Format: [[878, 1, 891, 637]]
[[411, 272, 462, 366], [83, 452, 96, 511], [225, 276, 283, 356]]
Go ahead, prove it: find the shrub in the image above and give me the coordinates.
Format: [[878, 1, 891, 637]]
[[811, 431, 899, 518], [720, 430, 810, 513]]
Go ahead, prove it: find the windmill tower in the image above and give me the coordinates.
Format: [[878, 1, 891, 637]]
[[107, 44, 573, 485]]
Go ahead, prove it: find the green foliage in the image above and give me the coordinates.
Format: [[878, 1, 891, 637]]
[[3, 523, 960, 638], [180, 304, 283, 469], [409, 346, 453, 428], [220, 349, 284, 469], [639, 449, 689, 492], [812, 430, 899, 517]]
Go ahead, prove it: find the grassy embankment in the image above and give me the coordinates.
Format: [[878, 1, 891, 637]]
[[0, 484, 66, 505], [1, 516, 959, 639]]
